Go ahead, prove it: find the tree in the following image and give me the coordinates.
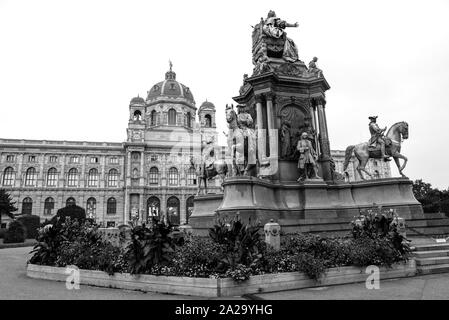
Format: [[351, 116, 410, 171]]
[[0, 189, 18, 226], [412, 179, 449, 214], [49, 204, 86, 226]]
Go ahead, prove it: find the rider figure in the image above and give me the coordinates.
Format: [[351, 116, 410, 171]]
[[368, 116, 390, 161], [201, 136, 215, 174]]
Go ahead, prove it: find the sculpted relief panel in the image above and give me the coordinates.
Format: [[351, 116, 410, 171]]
[[278, 103, 313, 160]]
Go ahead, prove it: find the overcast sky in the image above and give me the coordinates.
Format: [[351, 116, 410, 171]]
[[1, 0, 448, 189]]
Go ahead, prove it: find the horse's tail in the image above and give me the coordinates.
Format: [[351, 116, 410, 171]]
[[343, 145, 355, 171]]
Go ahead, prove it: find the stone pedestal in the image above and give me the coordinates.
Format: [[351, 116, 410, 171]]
[[189, 177, 424, 235], [264, 219, 281, 250]]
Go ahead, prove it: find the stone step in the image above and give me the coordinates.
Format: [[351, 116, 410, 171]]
[[413, 250, 449, 259], [417, 263, 449, 275], [415, 256, 449, 266], [406, 226, 449, 236], [415, 243, 449, 252], [407, 219, 449, 227]]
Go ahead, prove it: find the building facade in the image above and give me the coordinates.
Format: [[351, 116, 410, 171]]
[[0, 65, 390, 227]]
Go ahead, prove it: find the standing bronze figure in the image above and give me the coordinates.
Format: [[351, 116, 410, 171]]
[[297, 132, 321, 181]]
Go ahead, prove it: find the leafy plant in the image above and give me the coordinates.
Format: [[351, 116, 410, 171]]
[[124, 219, 181, 274], [351, 205, 411, 257], [0, 189, 17, 226], [3, 220, 26, 243], [17, 215, 41, 239], [209, 215, 263, 270], [50, 205, 86, 227]]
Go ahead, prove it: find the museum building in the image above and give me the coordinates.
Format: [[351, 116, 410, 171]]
[[0, 65, 390, 227]]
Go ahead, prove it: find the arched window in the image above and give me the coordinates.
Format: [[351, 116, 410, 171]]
[[87, 168, 98, 187], [22, 197, 33, 215], [168, 167, 178, 186], [67, 168, 78, 187], [44, 197, 55, 216], [167, 196, 180, 225], [47, 168, 58, 187], [66, 197, 76, 206], [133, 110, 142, 121], [168, 108, 177, 125], [108, 169, 118, 187], [106, 197, 116, 214], [86, 197, 96, 218], [2, 167, 14, 186], [186, 196, 195, 224], [25, 167, 37, 186], [186, 112, 192, 128], [151, 110, 157, 126], [149, 167, 159, 185], [204, 114, 212, 127], [187, 167, 196, 185], [147, 196, 160, 220]]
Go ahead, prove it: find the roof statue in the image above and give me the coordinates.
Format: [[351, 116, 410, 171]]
[[250, 10, 324, 78]]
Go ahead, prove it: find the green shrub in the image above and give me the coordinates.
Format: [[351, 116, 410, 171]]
[[30, 218, 127, 275], [209, 215, 263, 270], [295, 252, 327, 280], [18, 215, 41, 239], [3, 220, 26, 243], [349, 235, 401, 267], [50, 205, 86, 226], [351, 206, 411, 258], [168, 235, 225, 278], [125, 220, 181, 274]]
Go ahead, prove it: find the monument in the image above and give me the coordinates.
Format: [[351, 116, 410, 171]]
[[189, 10, 425, 235]]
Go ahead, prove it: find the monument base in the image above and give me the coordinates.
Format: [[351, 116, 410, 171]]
[[189, 176, 429, 236]]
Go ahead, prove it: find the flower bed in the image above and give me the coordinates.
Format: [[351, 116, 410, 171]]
[[27, 206, 413, 294], [26, 260, 416, 297]]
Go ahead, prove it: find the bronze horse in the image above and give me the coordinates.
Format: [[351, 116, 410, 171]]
[[343, 121, 409, 180], [190, 156, 229, 195], [225, 104, 258, 176]]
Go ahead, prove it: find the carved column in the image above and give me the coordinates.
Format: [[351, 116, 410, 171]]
[[316, 98, 331, 159], [315, 97, 332, 181], [124, 151, 131, 225], [140, 151, 145, 187], [255, 94, 267, 163], [265, 93, 278, 175], [180, 194, 187, 225], [311, 104, 320, 155]]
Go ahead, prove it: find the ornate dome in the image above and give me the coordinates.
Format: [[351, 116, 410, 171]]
[[130, 95, 145, 105], [146, 63, 195, 105], [199, 101, 215, 111]]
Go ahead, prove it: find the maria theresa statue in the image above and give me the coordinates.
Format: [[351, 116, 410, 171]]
[[262, 10, 299, 62]]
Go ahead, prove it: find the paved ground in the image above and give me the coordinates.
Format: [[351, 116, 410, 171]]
[[0, 239, 36, 249], [253, 273, 449, 300], [2, 245, 449, 300], [0, 247, 242, 300]]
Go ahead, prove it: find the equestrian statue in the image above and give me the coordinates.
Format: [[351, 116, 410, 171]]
[[343, 116, 409, 180]]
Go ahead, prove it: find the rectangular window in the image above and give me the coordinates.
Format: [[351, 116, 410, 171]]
[[70, 156, 79, 163], [107, 221, 116, 227], [150, 154, 158, 162], [6, 155, 14, 162], [49, 156, 57, 163], [110, 157, 119, 164], [90, 157, 99, 163], [28, 155, 36, 162]]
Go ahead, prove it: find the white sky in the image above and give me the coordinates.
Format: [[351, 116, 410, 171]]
[[1, 0, 449, 189]]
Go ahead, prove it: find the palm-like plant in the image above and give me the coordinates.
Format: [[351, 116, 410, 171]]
[[0, 189, 17, 226]]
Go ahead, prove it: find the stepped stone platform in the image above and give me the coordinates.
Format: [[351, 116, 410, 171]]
[[413, 242, 449, 275], [190, 177, 449, 238]]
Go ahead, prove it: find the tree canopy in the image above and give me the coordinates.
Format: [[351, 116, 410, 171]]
[[0, 189, 18, 225]]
